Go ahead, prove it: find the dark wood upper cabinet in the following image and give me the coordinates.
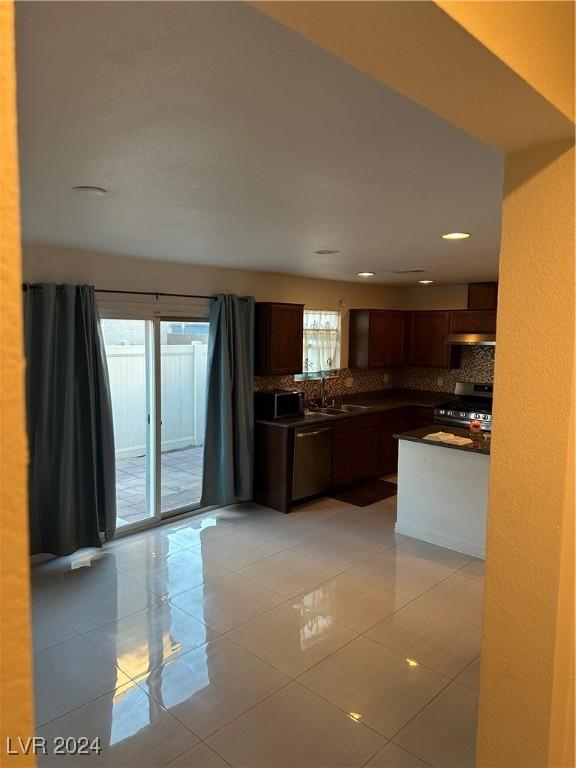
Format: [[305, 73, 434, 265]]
[[349, 309, 406, 368], [468, 282, 498, 310], [449, 310, 497, 334], [406, 310, 459, 368], [255, 302, 304, 376]]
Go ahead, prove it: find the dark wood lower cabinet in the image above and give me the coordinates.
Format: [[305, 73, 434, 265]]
[[378, 407, 413, 476], [411, 406, 435, 429], [253, 423, 294, 513], [355, 425, 380, 480], [332, 431, 357, 488], [332, 416, 379, 488], [254, 404, 438, 512]]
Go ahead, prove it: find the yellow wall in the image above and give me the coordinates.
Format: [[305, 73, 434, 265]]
[[437, 1, 575, 122], [0, 1, 35, 763], [253, 1, 574, 151], [477, 140, 575, 767], [548, 390, 575, 767]]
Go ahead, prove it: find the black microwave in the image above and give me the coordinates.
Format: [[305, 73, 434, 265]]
[[254, 389, 303, 420]]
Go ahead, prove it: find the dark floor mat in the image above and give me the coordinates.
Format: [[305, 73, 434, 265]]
[[329, 479, 397, 507]]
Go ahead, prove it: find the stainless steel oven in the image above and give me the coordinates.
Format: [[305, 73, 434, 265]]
[[434, 382, 493, 431]]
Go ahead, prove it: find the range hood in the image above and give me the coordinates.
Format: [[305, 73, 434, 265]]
[[447, 333, 496, 346]]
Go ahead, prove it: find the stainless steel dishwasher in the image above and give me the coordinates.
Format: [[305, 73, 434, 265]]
[[292, 426, 333, 501]]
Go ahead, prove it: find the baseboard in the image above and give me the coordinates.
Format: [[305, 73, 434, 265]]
[[395, 522, 485, 559]]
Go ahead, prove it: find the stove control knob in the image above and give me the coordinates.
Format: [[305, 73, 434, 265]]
[[439, 409, 445, 415]]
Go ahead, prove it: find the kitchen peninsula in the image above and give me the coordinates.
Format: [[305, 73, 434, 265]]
[[394, 426, 490, 558]]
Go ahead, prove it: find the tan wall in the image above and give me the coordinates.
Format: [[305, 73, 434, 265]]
[[23, 243, 469, 367], [0, 2, 35, 764], [22, 245, 471, 312], [23, 243, 404, 308]]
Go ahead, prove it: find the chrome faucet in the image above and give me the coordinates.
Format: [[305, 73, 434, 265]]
[[320, 374, 328, 408]]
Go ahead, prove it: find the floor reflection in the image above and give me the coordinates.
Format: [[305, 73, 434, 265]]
[[139, 644, 210, 711], [110, 683, 153, 746]]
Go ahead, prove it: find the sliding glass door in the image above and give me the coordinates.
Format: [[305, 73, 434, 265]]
[[102, 315, 208, 531], [160, 319, 209, 516], [101, 319, 155, 529]]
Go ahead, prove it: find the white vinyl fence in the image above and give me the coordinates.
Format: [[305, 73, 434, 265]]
[[106, 344, 208, 459]]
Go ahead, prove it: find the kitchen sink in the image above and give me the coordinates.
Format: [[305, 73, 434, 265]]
[[336, 404, 370, 412], [306, 404, 370, 416], [303, 408, 340, 417]]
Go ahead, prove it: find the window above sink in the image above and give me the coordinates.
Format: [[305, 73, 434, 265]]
[[295, 309, 341, 381]]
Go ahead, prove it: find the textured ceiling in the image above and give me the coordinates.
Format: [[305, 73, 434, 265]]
[[16, 1, 504, 284]]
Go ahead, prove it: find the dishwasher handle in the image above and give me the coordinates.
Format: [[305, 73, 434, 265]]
[[296, 428, 332, 438]]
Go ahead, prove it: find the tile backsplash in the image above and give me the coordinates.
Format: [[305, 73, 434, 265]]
[[394, 346, 495, 393], [254, 345, 495, 399], [254, 367, 395, 403]]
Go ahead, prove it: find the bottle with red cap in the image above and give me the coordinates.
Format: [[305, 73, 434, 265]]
[[469, 419, 483, 445]]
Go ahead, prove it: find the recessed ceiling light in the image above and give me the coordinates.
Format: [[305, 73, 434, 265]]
[[418, 280, 435, 285], [315, 249, 340, 255], [72, 186, 107, 196], [442, 232, 470, 240], [357, 272, 375, 277]]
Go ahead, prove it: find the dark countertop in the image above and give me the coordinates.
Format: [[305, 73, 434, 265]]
[[255, 388, 448, 429], [395, 425, 491, 455]]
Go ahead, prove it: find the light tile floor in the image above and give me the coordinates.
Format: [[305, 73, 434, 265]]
[[31, 495, 483, 767], [116, 445, 204, 527]]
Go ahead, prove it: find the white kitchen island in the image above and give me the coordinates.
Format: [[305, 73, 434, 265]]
[[394, 427, 490, 558]]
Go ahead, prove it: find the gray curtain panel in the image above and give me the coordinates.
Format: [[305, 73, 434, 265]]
[[201, 294, 255, 507], [24, 284, 116, 556]]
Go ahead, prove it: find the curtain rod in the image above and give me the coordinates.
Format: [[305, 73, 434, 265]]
[[23, 285, 254, 301], [95, 289, 216, 300], [22, 285, 216, 300]]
